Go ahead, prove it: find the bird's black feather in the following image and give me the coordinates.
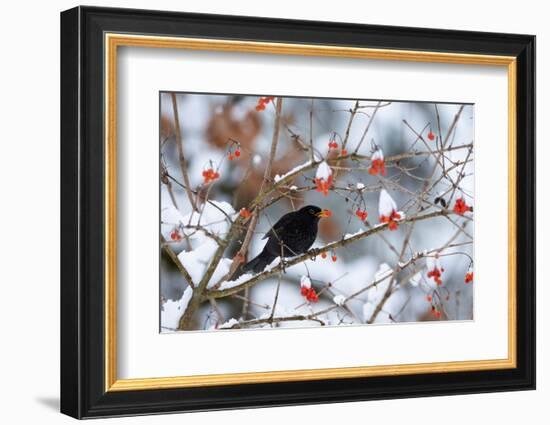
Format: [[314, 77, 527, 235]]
[[242, 205, 322, 274]]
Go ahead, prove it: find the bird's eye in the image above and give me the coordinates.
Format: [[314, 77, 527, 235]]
[[309, 209, 315, 214]]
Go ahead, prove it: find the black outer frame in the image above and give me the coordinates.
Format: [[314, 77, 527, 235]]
[[60, 6, 536, 419]]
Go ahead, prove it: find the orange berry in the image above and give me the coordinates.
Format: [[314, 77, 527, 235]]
[[239, 208, 251, 219]]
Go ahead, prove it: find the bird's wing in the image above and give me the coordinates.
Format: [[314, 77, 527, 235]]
[[262, 212, 294, 241]]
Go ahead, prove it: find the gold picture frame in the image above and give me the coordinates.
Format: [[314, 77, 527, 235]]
[[105, 34, 517, 392]]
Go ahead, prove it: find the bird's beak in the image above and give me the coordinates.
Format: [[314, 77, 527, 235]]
[[317, 209, 332, 218]]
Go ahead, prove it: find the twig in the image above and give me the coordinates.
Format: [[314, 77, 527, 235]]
[[354, 101, 381, 154], [160, 234, 195, 289], [170, 93, 198, 211]]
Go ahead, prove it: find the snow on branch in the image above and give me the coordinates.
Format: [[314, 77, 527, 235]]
[[160, 96, 474, 330]]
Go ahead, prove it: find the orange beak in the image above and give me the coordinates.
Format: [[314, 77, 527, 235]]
[[317, 209, 332, 218]]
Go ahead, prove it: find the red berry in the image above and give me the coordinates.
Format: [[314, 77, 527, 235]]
[[426, 295, 432, 302], [234, 253, 245, 263], [306, 288, 319, 302], [239, 208, 251, 219], [428, 131, 435, 141], [235, 150, 241, 157], [331, 255, 337, 262], [321, 252, 327, 259], [228, 154, 234, 161], [355, 209, 367, 221]]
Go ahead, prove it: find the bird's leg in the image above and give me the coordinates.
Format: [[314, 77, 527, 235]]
[[280, 258, 288, 273], [309, 248, 320, 261], [279, 243, 288, 273]]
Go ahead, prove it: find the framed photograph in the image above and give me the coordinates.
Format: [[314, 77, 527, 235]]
[[60, 6, 535, 419]]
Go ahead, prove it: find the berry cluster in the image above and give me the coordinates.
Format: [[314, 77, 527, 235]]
[[320, 252, 337, 262], [380, 210, 402, 231], [369, 158, 386, 176], [328, 140, 338, 149], [355, 208, 368, 221], [427, 267, 443, 285], [170, 229, 182, 241], [255, 96, 275, 111], [202, 168, 220, 184], [431, 305, 442, 318], [300, 286, 319, 302], [228, 148, 241, 161], [314, 161, 334, 197], [369, 149, 386, 176], [453, 197, 472, 215], [314, 175, 333, 196]]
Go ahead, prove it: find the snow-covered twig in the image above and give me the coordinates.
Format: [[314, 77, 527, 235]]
[[207, 209, 451, 300]]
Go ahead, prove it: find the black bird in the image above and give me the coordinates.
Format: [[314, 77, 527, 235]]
[[242, 205, 329, 274]]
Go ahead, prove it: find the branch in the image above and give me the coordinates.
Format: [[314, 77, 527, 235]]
[[223, 314, 326, 329], [353, 100, 381, 154], [246, 144, 473, 213], [260, 97, 283, 195], [160, 161, 179, 210], [223, 241, 470, 329], [214, 97, 284, 288], [333, 100, 359, 179], [178, 97, 284, 330], [368, 218, 415, 323], [160, 234, 195, 289], [207, 209, 450, 300], [170, 93, 198, 211]]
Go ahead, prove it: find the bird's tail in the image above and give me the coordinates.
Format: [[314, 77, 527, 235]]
[[242, 251, 277, 274]]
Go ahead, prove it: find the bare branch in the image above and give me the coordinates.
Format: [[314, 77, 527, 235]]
[[170, 93, 198, 211], [160, 234, 195, 289]]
